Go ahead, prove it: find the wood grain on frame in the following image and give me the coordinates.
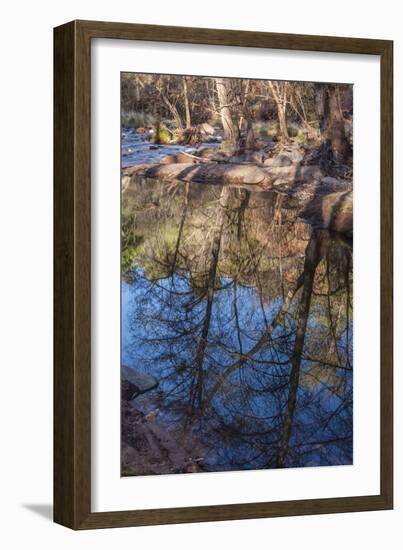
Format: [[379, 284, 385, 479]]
[[54, 20, 393, 529]]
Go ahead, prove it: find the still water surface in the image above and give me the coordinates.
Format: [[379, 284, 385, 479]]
[[121, 162, 353, 475]]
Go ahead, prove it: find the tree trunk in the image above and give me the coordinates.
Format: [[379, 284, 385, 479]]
[[165, 99, 183, 130], [182, 76, 192, 129], [240, 80, 255, 150], [188, 186, 231, 422], [215, 78, 240, 154], [278, 103, 289, 142], [157, 78, 183, 129], [275, 232, 322, 468], [315, 84, 352, 170], [171, 182, 190, 273], [269, 81, 289, 142], [201, 270, 306, 415], [245, 120, 255, 150]]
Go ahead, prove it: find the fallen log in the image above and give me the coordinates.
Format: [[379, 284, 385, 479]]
[[139, 162, 272, 186]]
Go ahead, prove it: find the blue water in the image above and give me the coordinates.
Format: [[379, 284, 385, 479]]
[[120, 140, 353, 474], [121, 127, 219, 168]]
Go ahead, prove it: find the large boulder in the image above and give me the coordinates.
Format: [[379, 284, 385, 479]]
[[289, 148, 304, 163], [122, 366, 158, 400], [263, 164, 324, 185], [265, 145, 304, 167], [271, 154, 293, 167], [227, 151, 266, 165], [141, 162, 271, 186], [198, 122, 215, 135], [301, 191, 353, 237], [320, 176, 352, 193], [245, 150, 267, 165], [159, 152, 200, 165]]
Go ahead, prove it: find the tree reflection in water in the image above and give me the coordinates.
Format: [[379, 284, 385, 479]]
[[121, 178, 353, 476]]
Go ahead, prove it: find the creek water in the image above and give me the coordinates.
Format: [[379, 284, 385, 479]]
[[122, 127, 219, 168], [121, 138, 353, 476]]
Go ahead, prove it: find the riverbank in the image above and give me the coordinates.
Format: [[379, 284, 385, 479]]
[[122, 137, 353, 237]]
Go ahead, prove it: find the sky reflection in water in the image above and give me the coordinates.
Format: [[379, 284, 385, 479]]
[[121, 178, 353, 476]]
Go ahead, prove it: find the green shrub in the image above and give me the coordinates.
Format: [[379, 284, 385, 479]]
[[295, 131, 309, 145], [286, 124, 300, 138], [254, 121, 305, 139], [121, 242, 145, 273], [152, 121, 171, 144], [253, 121, 279, 137]]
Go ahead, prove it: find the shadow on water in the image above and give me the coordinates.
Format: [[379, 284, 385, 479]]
[[121, 177, 353, 476]]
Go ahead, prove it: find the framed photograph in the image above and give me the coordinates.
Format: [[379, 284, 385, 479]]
[[54, 20, 393, 529]]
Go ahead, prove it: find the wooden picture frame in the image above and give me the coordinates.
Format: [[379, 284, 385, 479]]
[[54, 19, 393, 529]]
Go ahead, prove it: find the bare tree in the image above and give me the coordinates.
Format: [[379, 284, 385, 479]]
[[240, 80, 255, 150], [182, 76, 192, 129], [156, 76, 183, 129], [276, 231, 324, 467], [268, 81, 289, 142], [215, 78, 240, 154], [189, 186, 231, 422]]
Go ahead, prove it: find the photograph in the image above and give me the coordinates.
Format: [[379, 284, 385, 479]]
[[120, 73, 354, 476], [0, 0, 395, 540]]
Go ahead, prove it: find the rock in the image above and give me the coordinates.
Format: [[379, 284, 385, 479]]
[[245, 150, 266, 164], [270, 147, 304, 166], [144, 409, 160, 422], [205, 136, 219, 143], [122, 163, 154, 176], [177, 152, 203, 163], [256, 136, 274, 148], [122, 379, 136, 401], [264, 164, 323, 184], [272, 178, 289, 188], [271, 154, 293, 167], [290, 149, 304, 163], [182, 123, 216, 143], [321, 176, 339, 186], [159, 155, 177, 164], [121, 403, 206, 476], [241, 165, 268, 184], [198, 122, 215, 135], [198, 147, 219, 159], [160, 152, 200, 165], [320, 176, 352, 193], [185, 462, 201, 473], [227, 155, 246, 164], [141, 162, 271, 186], [227, 152, 266, 165], [122, 366, 158, 399], [301, 191, 353, 237]]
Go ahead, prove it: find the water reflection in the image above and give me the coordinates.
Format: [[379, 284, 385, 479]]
[[121, 179, 353, 475]]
